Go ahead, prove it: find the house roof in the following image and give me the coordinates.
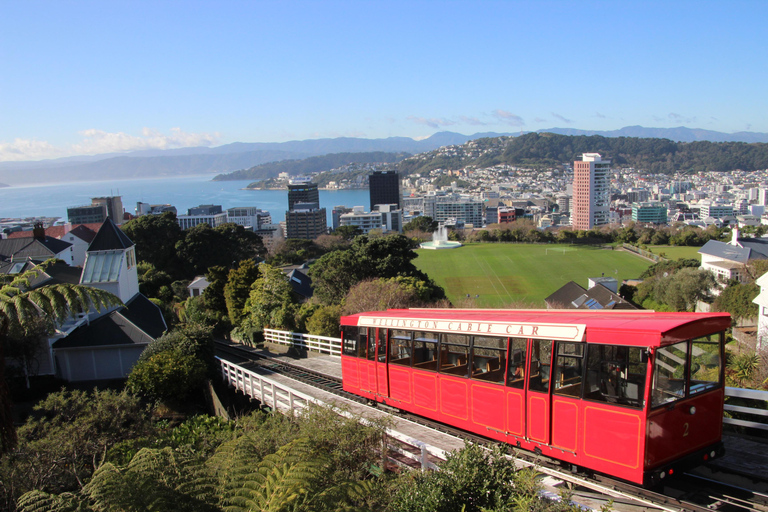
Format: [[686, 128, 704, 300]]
[[545, 281, 637, 310], [88, 218, 134, 251], [6, 223, 103, 240], [698, 240, 751, 264], [51, 309, 154, 349], [67, 224, 99, 243], [285, 268, 313, 299], [0, 237, 72, 260], [51, 294, 165, 349], [188, 276, 210, 289], [122, 294, 167, 338], [735, 237, 768, 260]]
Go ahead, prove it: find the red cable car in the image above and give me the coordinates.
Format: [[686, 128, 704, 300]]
[[339, 309, 729, 486]]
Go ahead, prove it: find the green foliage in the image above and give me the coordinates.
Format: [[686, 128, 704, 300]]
[[2, 389, 152, 507], [137, 261, 174, 300], [243, 263, 298, 331], [305, 305, 342, 337], [202, 266, 229, 316], [121, 211, 183, 275], [639, 258, 701, 279], [636, 267, 716, 311], [726, 352, 761, 388], [174, 223, 264, 279], [403, 216, 438, 233], [309, 234, 443, 306], [391, 444, 521, 512], [224, 260, 260, 327], [342, 278, 425, 315], [127, 350, 208, 403], [332, 225, 363, 241], [713, 282, 759, 321]]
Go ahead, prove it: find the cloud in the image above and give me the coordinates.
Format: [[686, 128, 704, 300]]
[[458, 116, 487, 126], [0, 128, 220, 162], [533, 117, 547, 123], [667, 113, 696, 124], [0, 138, 66, 162], [593, 112, 607, 119], [407, 116, 457, 129], [551, 112, 573, 124], [492, 110, 525, 127]]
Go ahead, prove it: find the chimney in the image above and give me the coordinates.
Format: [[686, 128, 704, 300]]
[[32, 222, 46, 241], [731, 227, 740, 246]]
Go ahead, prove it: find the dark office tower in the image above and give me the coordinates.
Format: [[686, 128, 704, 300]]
[[369, 170, 400, 210], [287, 180, 320, 211]]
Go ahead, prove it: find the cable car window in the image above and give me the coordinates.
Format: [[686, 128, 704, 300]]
[[690, 333, 722, 396], [341, 326, 359, 357], [377, 328, 387, 363], [471, 336, 507, 384], [413, 331, 439, 371], [506, 338, 527, 389], [553, 342, 584, 397], [440, 333, 470, 378], [367, 328, 376, 361], [529, 339, 552, 393], [584, 345, 647, 408], [652, 341, 688, 408], [358, 328, 369, 359], [389, 330, 412, 366]]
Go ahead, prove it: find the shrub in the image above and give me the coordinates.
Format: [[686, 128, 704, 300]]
[[127, 350, 208, 403]]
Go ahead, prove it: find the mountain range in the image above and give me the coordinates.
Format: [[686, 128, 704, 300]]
[[1, 126, 766, 186]]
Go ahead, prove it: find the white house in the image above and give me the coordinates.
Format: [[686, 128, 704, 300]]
[[752, 272, 768, 351]]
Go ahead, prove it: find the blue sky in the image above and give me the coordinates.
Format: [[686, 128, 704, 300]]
[[2, 0, 767, 161]]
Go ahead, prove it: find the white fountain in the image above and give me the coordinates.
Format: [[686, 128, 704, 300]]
[[420, 225, 462, 250]]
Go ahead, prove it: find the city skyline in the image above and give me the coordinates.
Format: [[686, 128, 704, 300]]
[[2, 0, 767, 162]]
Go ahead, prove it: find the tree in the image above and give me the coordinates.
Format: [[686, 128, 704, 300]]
[[342, 278, 424, 315], [658, 268, 717, 311], [3, 389, 152, 506], [224, 260, 260, 327], [309, 250, 366, 305], [305, 305, 342, 337], [175, 223, 265, 278], [127, 350, 209, 403], [332, 225, 363, 240], [403, 216, 437, 233], [121, 212, 183, 275], [713, 282, 759, 322], [0, 261, 121, 455], [243, 263, 297, 331]]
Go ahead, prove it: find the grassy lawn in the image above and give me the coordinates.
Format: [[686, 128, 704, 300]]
[[414, 243, 653, 308], [644, 245, 702, 260]]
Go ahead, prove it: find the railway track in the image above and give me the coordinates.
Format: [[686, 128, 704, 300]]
[[214, 341, 768, 512]]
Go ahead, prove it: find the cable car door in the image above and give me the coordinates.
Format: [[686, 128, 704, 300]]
[[525, 339, 552, 446], [375, 328, 389, 399]]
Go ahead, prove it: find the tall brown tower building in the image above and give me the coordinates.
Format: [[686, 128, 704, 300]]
[[572, 153, 610, 231]]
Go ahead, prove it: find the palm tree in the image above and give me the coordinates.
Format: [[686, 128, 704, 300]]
[[1, 259, 122, 455]]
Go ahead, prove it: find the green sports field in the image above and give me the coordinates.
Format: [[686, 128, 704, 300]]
[[414, 244, 653, 308]]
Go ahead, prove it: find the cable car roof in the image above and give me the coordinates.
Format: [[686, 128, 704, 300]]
[[341, 309, 731, 347]]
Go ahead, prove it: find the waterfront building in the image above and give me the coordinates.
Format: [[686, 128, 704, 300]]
[[332, 205, 353, 230], [631, 202, 668, 224], [369, 170, 401, 210], [572, 153, 610, 230], [136, 202, 177, 216], [340, 207, 383, 234], [226, 206, 271, 229], [68, 204, 107, 224], [92, 196, 124, 224], [698, 200, 734, 220], [376, 204, 403, 233], [285, 202, 327, 240], [288, 179, 319, 210]]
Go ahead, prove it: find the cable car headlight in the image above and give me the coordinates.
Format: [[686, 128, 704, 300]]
[[689, 406, 696, 415]]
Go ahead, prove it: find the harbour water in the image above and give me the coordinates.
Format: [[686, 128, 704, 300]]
[[0, 175, 371, 225]]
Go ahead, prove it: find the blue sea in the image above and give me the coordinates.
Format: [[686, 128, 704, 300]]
[[0, 175, 371, 225]]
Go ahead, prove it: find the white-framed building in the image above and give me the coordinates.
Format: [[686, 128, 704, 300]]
[[177, 212, 228, 230], [226, 207, 272, 230], [752, 272, 768, 351]]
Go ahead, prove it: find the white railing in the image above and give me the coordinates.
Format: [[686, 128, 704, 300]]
[[217, 356, 441, 469], [263, 329, 341, 357], [724, 386, 768, 432]]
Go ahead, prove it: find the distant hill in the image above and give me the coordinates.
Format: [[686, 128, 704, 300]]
[[213, 151, 410, 182], [537, 126, 768, 143], [396, 132, 768, 175], [0, 182, 8, 188], [2, 126, 768, 185]]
